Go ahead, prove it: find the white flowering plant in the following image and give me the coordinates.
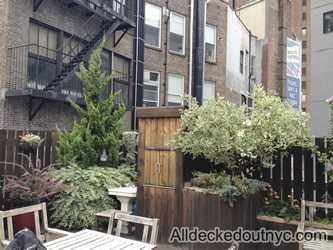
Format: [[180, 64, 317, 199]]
[[169, 83, 314, 182], [19, 132, 44, 145]]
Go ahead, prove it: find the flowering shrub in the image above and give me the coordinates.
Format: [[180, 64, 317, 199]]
[[317, 96, 333, 183], [1, 153, 71, 207], [258, 188, 301, 221], [170, 83, 314, 181], [20, 132, 44, 145]]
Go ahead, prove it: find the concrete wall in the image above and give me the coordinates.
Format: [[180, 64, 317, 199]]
[[226, 5, 252, 101], [235, 0, 266, 40], [0, 0, 134, 132], [311, 0, 333, 136]]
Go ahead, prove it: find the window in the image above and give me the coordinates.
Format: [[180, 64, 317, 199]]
[[302, 81, 306, 89], [203, 81, 215, 106], [250, 56, 255, 76], [170, 12, 185, 54], [240, 50, 244, 73], [28, 22, 58, 90], [29, 22, 57, 58], [241, 94, 247, 105], [302, 41, 307, 49], [113, 55, 130, 105], [302, 68, 306, 76], [302, 27, 307, 36], [302, 54, 306, 62], [302, 107, 306, 113], [245, 51, 249, 75], [302, 94, 306, 102], [63, 35, 86, 63], [168, 75, 184, 106], [302, 13, 307, 21], [324, 11, 333, 34], [205, 25, 216, 62], [143, 70, 160, 107], [145, 3, 161, 48], [302, 0, 306, 6]]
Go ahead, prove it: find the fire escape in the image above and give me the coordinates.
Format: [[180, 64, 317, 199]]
[[6, 0, 136, 120]]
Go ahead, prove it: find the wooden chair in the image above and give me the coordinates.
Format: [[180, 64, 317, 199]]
[[94, 209, 132, 231], [107, 210, 160, 245], [0, 203, 72, 249], [228, 242, 239, 250], [297, 200, 333, 250]]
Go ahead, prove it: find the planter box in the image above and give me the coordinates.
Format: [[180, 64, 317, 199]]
[[175, 187, 261, 250], [256, 215, 298, 250]]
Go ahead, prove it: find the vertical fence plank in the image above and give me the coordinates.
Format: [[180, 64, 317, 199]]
[[44, 131, 52, 167]]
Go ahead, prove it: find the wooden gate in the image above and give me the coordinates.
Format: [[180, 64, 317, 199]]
[[136, 107, 184, 245]]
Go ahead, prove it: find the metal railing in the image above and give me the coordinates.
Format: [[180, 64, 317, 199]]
[[8, 44, 129, 101]]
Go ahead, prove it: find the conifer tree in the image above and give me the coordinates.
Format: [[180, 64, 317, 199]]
[[56, 38, 126, 168]]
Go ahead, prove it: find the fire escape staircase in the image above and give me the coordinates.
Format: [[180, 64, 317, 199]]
[[9, 0, 136, 121]]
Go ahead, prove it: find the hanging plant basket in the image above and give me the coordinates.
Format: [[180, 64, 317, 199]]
[[18, 141, 40, 152]]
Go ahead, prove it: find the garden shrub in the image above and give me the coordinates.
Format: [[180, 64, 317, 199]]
[[118, 131, 138, 182], [49, 164, 133, 230], [56, 37, 125, 169], [192, 172, 266, 207]]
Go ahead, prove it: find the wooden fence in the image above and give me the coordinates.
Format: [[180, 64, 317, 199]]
[[0, 129, 59, 210], [252, 138, 333, 209], [184, 138, 333, 212]]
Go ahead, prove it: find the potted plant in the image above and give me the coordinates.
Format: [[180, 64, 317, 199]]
[[1, 153, 71, 233], [18, 131, 44, 152]]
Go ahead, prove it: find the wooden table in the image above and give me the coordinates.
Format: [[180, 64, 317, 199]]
[[43, 229, 156, 250]]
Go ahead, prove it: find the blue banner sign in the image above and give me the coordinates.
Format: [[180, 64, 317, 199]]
[[286, 75, 300, 109]]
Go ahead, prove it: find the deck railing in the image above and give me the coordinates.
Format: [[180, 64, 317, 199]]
[[8, 44, 129, 101]]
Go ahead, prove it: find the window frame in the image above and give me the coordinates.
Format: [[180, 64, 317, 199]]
[[302, 13, 307, 21], [302, 68, 306, 76], [205, 24, 216, 62], [302, 94, 306, 103], [302, 54, 306, 63], [112, 53, 130, 105], [169, 12, 186, 55], [240, 50, 244, 74], [143, 70, 160, 107], [168, 74, 184, 106], [302, 81, 306, 89], [144, 3, 162, 48], [302, 27, 307, 36], [302, 0, 306, 7], [324, 11, 333, 34], [302, 41, 307, 49], [203, 80, 215, 106]]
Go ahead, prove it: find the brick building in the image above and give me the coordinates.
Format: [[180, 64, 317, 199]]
[[0, 0, 143, 132], [143, 0, 256, 109], [0, 0, 292, 132]]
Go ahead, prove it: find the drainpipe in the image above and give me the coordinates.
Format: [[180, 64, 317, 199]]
[[188, 0, 194, 96], [194, 0, 206, 106], [133, 0, 140, 130], [163, 0, 170, 106], [248, 30, 252, 93], [248, 30, 252, 106]]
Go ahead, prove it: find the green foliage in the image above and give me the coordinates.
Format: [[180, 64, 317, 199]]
[[317, 96, 333, 183], [118, 131, 138, 182], [170, 83, 314, 179], [258, 188, 301, 221], [49, 164, 133, 230], [56, 37, 126, 169], [192, 172, 266, 207]]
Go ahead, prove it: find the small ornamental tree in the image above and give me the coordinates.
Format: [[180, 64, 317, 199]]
[[56, 38, 126, 168], [170, 83, 314, 182]]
